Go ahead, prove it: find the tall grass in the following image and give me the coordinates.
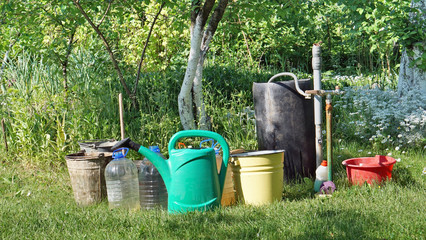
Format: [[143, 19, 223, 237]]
[[0, 51, 121, 163], [0, 52, 271, 162], [1, 51, 424, 164]]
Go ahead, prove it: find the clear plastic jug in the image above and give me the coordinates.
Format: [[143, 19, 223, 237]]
[[135, 146, 168, 209], [105, 148, 140, 210]]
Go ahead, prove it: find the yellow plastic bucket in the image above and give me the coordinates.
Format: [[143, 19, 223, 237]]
[[231, 150, 284, 205]]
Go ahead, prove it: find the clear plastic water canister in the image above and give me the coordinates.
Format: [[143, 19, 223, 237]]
[[105, 148, 140, 210], [135, 146, 168, 209]]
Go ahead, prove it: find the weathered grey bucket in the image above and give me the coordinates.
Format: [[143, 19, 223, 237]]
[[65, 151, 112, 205], [78, 139, 118, 153]]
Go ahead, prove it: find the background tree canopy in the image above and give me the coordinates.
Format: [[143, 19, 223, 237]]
[[1, 0, 422, 78], [0, 0, 424, 159]]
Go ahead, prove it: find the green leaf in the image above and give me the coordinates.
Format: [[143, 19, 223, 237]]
[[356, 8, 364, 15]]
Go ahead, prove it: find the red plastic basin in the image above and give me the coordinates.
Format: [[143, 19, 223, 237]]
[[342, 155, 396, 185]]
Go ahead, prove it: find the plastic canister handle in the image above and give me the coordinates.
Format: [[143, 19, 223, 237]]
[[178, 142, 186, 149], [112, 147, 129, 159], [199, 138, 215, 148], [199, 139, 222, 154]]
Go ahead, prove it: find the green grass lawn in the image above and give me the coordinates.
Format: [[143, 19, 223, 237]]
[[0, 142, 424, 239]]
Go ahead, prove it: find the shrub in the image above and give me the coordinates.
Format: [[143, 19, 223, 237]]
[[333, 83, 425, 150]]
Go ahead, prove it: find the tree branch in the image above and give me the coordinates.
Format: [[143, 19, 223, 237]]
[[201, 0, 228, 56], [191, 0, 202, 27], [237, 14, 252, 62], [97, 0, 114, 28], [200, 0, 216, 28], [62, 29, 76, 96], [71, 0, 134, 102], [133, 1, 165, 95], [40, 5, 65, 29], [190, 0, 215, 30], [204, 0, 228, 41]]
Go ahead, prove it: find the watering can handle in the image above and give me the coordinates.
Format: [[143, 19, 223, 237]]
[[268, 72, 311, 99], [169, 130, 229, 157], [169, 130, 230, 188]]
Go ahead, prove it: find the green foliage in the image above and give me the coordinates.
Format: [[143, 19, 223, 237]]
[[333, 84, 426, 150], [1, 0, 423, 76], [0, 52, 264, 160]]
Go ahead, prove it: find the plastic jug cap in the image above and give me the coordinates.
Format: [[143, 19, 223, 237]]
[[321, 160, 327, 166], [149, 146, 160, 153], [112, 148, 129, 159]]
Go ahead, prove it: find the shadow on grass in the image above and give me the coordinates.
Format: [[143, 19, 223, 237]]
[[280, 146, 356, 202], [282, 178, 315, 201], [391, 165, 419, 187], [279, 147, 355, 202], [143, 204, 378, 239], [296, 208, 374, 240], [140, 207, 272, 239]]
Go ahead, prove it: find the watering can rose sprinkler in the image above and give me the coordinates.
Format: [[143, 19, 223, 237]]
[[111, 130, 230, 213]]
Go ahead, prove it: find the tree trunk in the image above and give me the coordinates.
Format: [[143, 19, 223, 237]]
[[178, 14, 204, 130], [193, 52, 208, 130], [178, 0, 228, 130], [398, 0, 426, 96]]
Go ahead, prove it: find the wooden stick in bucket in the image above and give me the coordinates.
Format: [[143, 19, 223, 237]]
[[119, 93, 125, 140]]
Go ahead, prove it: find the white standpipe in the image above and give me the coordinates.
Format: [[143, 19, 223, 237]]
[[312, 45, 322, 167]]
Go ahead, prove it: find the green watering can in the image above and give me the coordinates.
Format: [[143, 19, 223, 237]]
[[111, 130, 230, 213]]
